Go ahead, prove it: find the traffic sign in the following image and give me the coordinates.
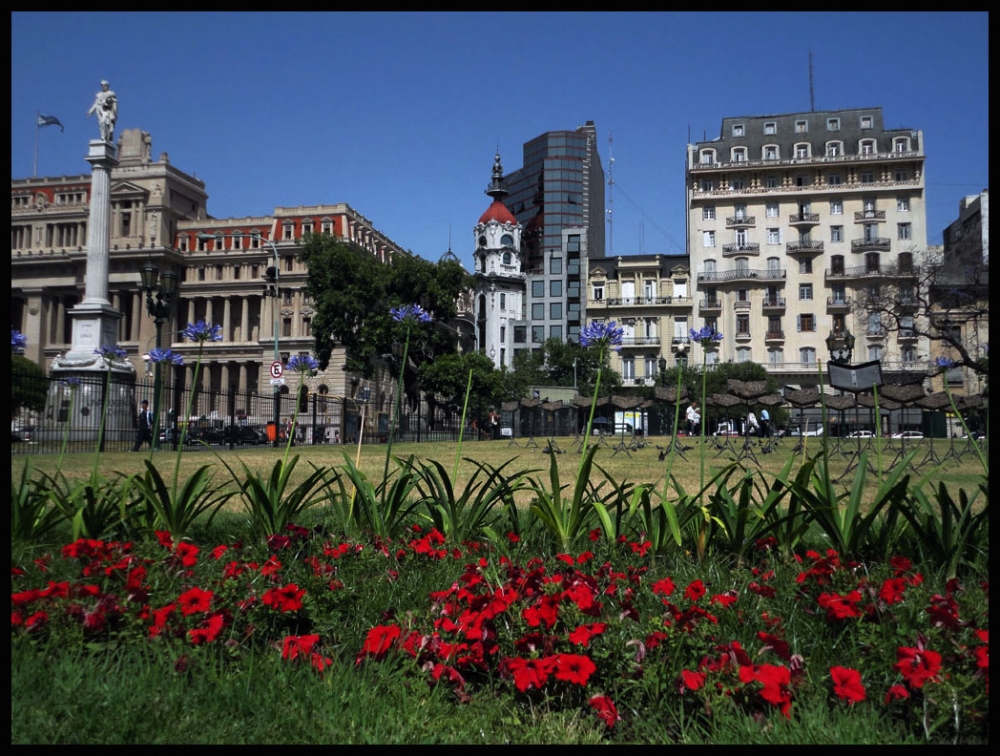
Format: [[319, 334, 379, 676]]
[[269, 360, 284, 379]]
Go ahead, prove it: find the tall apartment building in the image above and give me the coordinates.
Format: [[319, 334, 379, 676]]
[[502, 121, 606, 348], [686, 107, 928, 388], [11, 128, 410, 407]]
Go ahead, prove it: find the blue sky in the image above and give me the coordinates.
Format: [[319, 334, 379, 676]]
[[12, 12, 989, 271]]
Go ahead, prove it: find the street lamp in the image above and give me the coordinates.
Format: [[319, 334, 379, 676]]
[[140, 260, 179, 450], [825, 328, 855, 365], [658, 356, 667, 386], [198, 231, 281, 447]]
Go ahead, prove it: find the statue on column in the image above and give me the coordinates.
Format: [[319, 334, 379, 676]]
[[87, 80, 118, 142]]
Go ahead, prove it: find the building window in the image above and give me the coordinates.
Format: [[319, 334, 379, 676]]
[[763, 145, 779, 161], [699, 149, 715, 165], [531, 326, 544, 343], [737, 314, 750, 335], [550, 324, 563, 341], [703, 206, 716, 221], [767, 228, 781, 245], [867, 312, 882, 335], [532, 280, 544, 297], [700, 179, 715, 192], [797, 313, 816, 332], [766, 202, 779, 218], [197, 267, 205, 281], [231, 234, 242, 250], [302, 318, 311, 337], [831, 225, 843, 243], [550, 280, 562, 297], [731, 177, 745, 190], [736, 347, 752, 363], [794, 143, 810, 159], [869, 345, 884, 362], [735, 258, 749, 273], [795, 119, 808, 133], [499, 292, 506, 310], [799, 283, 813, 301], [216, 264, 224, 280], [732, 124, 745, 137], [798, 258, 812, 274], [860, 171, 875, 184], [768, 348, 783, 365], [767, 257, 781, 273], [830, 199, 843, 215], [860, 115, 874, 129], [795, 175, 810, 188], [800, 347, 816, 365], [514, 325, 526, 343], [321, 221, 333, 235], [531, 303, 544, 320], [897, 196, 910, 212], [830, 255, 845, 275], [899, 252, 914, 273], [898, 223, 912, 241], [283, 224, 294, 241], [828, 173, 842, 185], [731, 147, 747, 162], [902, 345, 917, 362], [282, 317, 292, 337], [765, 176, 779, 189], [233, 265, 241, 280], [621, 357, 635, 381], [893, 137, 910, 153], [502, 251, 512, 265], [827, 118, 840, 131], [500, 326, 506, 344], [764, 121, 776, 135], [894, 168, 909, 182], [197, 235, 209, 252], [302, 221, 313, 236], [768, 316, 782, 336], [550, 257, 562, 274], [860, 139, 876, 156], [550, 302, 562, 320], [592, 284, 604, 301], [863, 197, 877, 212], [703, 230, 716, 248]]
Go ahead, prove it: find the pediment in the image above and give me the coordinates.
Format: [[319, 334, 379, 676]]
[[110, 180, 149, 199]]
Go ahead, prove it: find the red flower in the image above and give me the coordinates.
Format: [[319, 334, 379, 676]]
[[555, 553, 575, 566], [149, 603, 176, 638], [155, 530, 173, 550], [522, 594, 560, 629], [894, 647, 941, 689], [282, 633, 321, 661], [830, 666, 866, 703], [589, 695, 620, 728], [552, 653, 597, 686], [177, 587, 213, 616], [507, 656, 554, 692], [176, 542, 199, 568], [358, 624, 401, 661], [709, 591, 738, 608], [568, 622, 607, 648], [817, 590, 862, 620], [210, 544, 229, 560], [311, 653, 333, 674], [757, 631, 792, 662], [188, 612, 226, 645], [680, 669, 707, 692], [878, 577, 907, 605], [740, 663, 793, 719], [684, 579, 706, 602], [884, 683, 910, 703], [651, 577, 675, 598], [261, 583, 306, 613], [25, 610, 48, 631]]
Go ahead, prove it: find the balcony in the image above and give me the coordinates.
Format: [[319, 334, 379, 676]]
[[854, 209, 886, 223], [895, 297, 919, 310], [601, 296, 692, 307], [722, 243, 760, 256], [898, 329, 918, 341], [826, 296, 852, 312], [852, 237, 892, 253], [726, 215, 756, 228], [785, 240, 825, 255], [764, 330, 785, 341], [699, 299, 722, 313], [734, 300, 752, 312], [762, 296, 786, 311], [698, 268, 786, 284], [734, 330, 752, 342], [789, 212, 820, 227], [619, 336, 660, 348]]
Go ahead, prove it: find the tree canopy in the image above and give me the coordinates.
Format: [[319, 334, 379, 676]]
[[300, 235, 473, 377], [12, 354, 48, 415], [418, 351, 505, 425], [504, 338, 620, 398]]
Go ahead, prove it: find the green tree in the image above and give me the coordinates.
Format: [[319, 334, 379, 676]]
[[419, 351, 504, 427], [503, 338, 617, 398], [12, 354, 47, 415], [300, 235, 473, 378]]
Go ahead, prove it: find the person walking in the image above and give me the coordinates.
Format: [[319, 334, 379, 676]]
[[132, 399, 152, 451], [746, 410, 759, 437], [686, 401, 700, 435], [760, 407, 771, 438]]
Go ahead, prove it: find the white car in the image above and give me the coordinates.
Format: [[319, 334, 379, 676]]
[[787, 426, 824, 437], [891, 430, 924, 440], [846, 430, 875, 439]]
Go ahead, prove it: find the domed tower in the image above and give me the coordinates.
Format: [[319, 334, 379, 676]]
[[473, 152, 524, 369]]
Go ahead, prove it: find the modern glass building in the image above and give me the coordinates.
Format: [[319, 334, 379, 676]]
[[502, 121, 606, 346]]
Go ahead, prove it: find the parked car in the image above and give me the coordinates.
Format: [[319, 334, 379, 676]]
[[847, 430, 875, 439], [224, 425, 267, 445], [11, 425, 35, 442], [787, 426, 824, 437], [891, 430, 924, 440]]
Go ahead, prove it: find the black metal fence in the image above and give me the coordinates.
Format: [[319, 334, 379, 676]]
[[11, 369, 492, 456]]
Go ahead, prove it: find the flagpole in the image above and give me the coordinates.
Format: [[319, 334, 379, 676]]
[[34, 111, 40, 177]]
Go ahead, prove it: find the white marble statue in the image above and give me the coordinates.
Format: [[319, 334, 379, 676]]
[[87, 80, 118, 142]]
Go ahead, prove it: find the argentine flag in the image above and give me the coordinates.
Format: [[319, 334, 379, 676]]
[[38, 113, 64, 132]]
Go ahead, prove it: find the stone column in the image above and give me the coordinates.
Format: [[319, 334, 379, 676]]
[[240, 297, 249, 343], [223, 298, 232, 341]]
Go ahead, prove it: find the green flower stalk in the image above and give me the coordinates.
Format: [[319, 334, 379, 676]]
[[56, 376, 81, 473], [176, 321, 222, 501], [285, 354, 319, 467], [690, 326, 722, 561], [388, 304, 431, 481], [577, 320, 624, 475], [92, 344, 128, 481]]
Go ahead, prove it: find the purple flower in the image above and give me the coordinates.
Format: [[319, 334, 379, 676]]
[[181, 320, 223, 343], [11, 329, 27, 352], [149, 348, 184, 366], [935, 356, 956, 369], [62, 376, 82, 387], [390, 304, 432, 324], [690, 326, 723, 347], [580, 321, 624, 352], [94, 344, 128, 361], [288, 354, 320, 374]]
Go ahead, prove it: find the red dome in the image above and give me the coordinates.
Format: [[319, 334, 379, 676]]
[[478, 200, 517, 225]]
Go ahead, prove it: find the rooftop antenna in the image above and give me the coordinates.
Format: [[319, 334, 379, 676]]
[[606, 131, 614, 256], [809, 50, 815, 111]]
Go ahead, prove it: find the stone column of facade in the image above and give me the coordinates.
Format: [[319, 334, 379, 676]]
[[240, 298, 249, 343], [131, 292, 142, 342], [222, 298, 232, 341], [205, 297, 214, 329], [239, 363, 248, 392], [187, 299, 196, 326]]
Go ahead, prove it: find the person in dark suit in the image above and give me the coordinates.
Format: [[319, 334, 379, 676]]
[[132, 399, 152, 451]]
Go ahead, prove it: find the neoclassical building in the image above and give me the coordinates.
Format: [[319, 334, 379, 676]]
[[11, 128, 410, 408]]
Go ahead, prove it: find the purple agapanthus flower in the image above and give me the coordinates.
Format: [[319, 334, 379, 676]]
[[935, 356, 956, 369], [94, 344, 128, 361], [149, 347, 185, 366], [580, 320, 625, 352], [690, 326, 723, 348], [288, 354, 320, 373], [62, 376, 82, 387], [181, 320, 223, 343], [11, 328, 28, 352], [390, 303, 432, 324]]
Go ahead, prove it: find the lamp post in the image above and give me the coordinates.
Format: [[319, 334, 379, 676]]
[[825, 328, 855, 366], [198, 231, 281, 447], [140, 261, 179, 450]]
